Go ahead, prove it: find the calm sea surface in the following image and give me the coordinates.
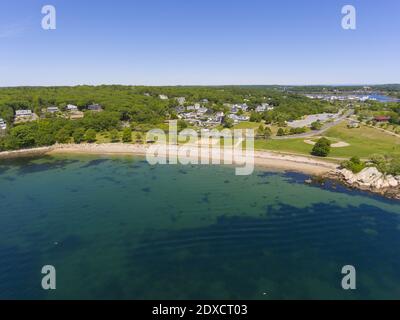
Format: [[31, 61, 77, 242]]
[[0, 155, 399, 299]]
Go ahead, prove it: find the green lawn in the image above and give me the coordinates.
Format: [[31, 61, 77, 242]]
[[233, 121, 261, 130], [324, 122, 400, 158], [94, 121, 400, 160], [254, 122, 400, 159]]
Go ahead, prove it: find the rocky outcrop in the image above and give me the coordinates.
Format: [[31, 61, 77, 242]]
[[330, 167, 400, 199]]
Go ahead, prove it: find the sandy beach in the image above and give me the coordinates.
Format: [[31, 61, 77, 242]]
[[0, 143, 338, 175]]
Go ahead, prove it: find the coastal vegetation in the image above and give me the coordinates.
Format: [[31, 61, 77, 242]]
[[0, 85, 400, 166], [311, 137, 331, 157]]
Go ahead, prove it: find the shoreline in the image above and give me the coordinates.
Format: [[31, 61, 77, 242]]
[[54, 143, 337, 175], [0, 143, 337, 175], [1, 143, 399, 200]]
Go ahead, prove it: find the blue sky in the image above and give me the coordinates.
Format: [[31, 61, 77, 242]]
[[0, 0, 399, 86]]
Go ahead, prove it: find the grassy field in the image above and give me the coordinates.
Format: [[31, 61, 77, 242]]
[[93, 121, 400, 161], [255, 122, 400, 159]]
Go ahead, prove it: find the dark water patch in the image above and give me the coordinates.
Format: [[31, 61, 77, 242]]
[[257, 171, 280, 178], [200, 193, 211, 204], [141, 187, 151, 193], [0, 165, 12, 175], [282, 171, 310, 184], [94, 176, 122, 184], [80, 159, 110, 169], [0, 245, 45, 299], [49, 235, 84, 255], [1, 176, 16, 182], [14, 158, 80, 176], [128, 202, 400, 299]]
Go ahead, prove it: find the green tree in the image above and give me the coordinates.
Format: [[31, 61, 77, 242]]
[[72, 128, 85, 144], [341, 156, 365, 173], [257, 124, 264, 137], [177, 120, 188, 131], [122, 127, 132, 143], [250, 112, 262, 122], [311, 121, 323, 130], [55, 128, 70, 143], [276, 128, 285, 136], [85, 129, 97, 143], [263, 127, 272, 139], [223, 117, 234, 128], [10, 125, 36, 149], [135, 132, 143, 143], [311, 137, 331, 157], [109, 129, 119, 142]]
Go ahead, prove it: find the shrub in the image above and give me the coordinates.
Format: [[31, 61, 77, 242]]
[[276, 128, 285, 136], [122, 127, 132, 143], [84, 129, 97, 143], [72, 128, 85, 144], [311, 121, 322, 130], [311, 137, 331, 157], [342, 156, 365, 173], [109, 129, 119, 142]]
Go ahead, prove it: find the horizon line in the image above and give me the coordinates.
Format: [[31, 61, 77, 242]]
[[0, 83, 399, 88]]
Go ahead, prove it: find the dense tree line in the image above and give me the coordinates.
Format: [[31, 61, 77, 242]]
[[0, 85, 341, 151]]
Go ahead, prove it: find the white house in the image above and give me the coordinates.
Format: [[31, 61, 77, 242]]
[[15, 110, 33, 117], [66, 104, 78, 112], [47, 106, 59, 113], [159, 94, 169, 100], [240, 104, 249, 112], [0, 118, 6, 130], [197, 107, 208, 114], [256, 103, 274, 113], [176, 97, 186, 105], [230, 106, 239, 114]]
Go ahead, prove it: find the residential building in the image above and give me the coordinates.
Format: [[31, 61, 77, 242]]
[[0, 118, 6, 130], [255, 105, 266, 113], [197, 107, 208, 114], [66, 104, 79, 112], [176, 97, 186, 105], [241, 104, 249, 112], [374, 116, 391, 123], [47, 106, 59, 113], [174, 106, 185, 113], [230, 106, 239, 114], [15, 110, 33, 117], [159, 94, 169, 100], [87, 104, 103, 112]]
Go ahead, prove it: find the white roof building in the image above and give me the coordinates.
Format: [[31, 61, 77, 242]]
[[0, 118, 6, 130], [15, 110, 32, 116], [66, 104, 78, 111], [176, 97, 186, 105], [47, 106, 59, 113], [197, 107, 208, 114], [159, 94, 169, 100]]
